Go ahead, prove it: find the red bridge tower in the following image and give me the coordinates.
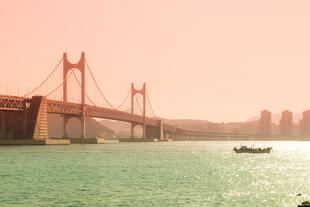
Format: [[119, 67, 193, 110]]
[[63, 52, 86, 138], [131, 83, 146, 139]]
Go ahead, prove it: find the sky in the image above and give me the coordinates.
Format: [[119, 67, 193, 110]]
[[1, 0, 310, 122]]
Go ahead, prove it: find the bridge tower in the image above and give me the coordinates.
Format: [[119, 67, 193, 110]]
[[63, 52, 86, 138], [131, 83, 146, 139]]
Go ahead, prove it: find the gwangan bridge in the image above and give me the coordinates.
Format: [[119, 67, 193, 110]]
[[0, 53, 264, 144]]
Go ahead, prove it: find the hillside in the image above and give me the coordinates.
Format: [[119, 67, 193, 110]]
[[99, 118, 260, 136], [48, 114, 117, 139], [99, 120, 140, 138]]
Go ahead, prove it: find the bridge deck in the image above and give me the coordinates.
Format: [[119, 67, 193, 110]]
[[0, 95, 158, 126], [1, 95, 258, 137], [47, 99, 159, 126]]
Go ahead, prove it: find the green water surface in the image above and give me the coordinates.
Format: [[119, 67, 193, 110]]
[[0, 141, 309, 207]]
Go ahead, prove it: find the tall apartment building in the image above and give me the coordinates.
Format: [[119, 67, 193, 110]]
[[279, 110, 292, 136], [300, 110, 310, 136], [260, 110, 272, 136]]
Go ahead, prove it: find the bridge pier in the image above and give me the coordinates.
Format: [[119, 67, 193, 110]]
[[26, 96, 48, 139], [145, 120, 163, 140], [143, 120, 146, 139], [81, 110, 86, 138], [63, 115, 86, 138], [130, 120, 163, 140], [0, 111, 6, 139], [131, 123, 134, 139], [0, 96, 71, 145], [131, 123, 143, 139], [22, 100, 27, 138], [63, 115, 68, 138], [0, 97, 48, 140]]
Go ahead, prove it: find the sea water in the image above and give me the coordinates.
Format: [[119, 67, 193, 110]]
[[0, 141, 309, 207]]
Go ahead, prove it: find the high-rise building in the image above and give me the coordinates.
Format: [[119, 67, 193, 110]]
[[279, 110, 292, 136], [300, 110, 310, 136], [260, 110, 271, 136]]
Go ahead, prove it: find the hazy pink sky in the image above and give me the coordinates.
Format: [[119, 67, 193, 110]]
[[1, 0, 310, 122]]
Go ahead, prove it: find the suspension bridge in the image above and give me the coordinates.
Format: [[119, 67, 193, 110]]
[[0, 52, 264, 144], [0, 52, 204, 143]]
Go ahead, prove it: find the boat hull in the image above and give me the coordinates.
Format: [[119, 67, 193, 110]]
[[233, 147, 272, 154]]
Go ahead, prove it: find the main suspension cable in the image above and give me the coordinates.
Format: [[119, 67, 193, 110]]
[[71, 70, 97, 106], [24, 58, 63, 97], [146, 89, 157, 118], [116, 87, 131, 110], [85, 59, 116, 109], [45, 70, 73, 98], [135, 95, 143, 115]]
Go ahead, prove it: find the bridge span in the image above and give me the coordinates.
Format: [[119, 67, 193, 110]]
[[0, 52, 260, 143], [0, 94, 265, 142], [0, 95, 165, 140]]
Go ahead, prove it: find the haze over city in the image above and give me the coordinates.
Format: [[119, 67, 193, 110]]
[[3, 1, 310, 207], [1, 0, 310, 122]]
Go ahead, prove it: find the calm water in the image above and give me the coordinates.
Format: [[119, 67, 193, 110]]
[[0, 141, 310, 207]]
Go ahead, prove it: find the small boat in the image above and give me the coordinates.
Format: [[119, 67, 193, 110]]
[[298, 201, 310, 207], [233, 145, 272, 153]]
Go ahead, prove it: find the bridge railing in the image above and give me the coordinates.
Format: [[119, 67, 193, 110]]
[[0, 95, 24, 111], [47, 99, 82, 115]]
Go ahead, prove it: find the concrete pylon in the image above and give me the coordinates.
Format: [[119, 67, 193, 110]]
[[27, 96, 48, 139]]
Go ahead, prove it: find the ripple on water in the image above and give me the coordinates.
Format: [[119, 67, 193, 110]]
[[0, 141, 309, 206]]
